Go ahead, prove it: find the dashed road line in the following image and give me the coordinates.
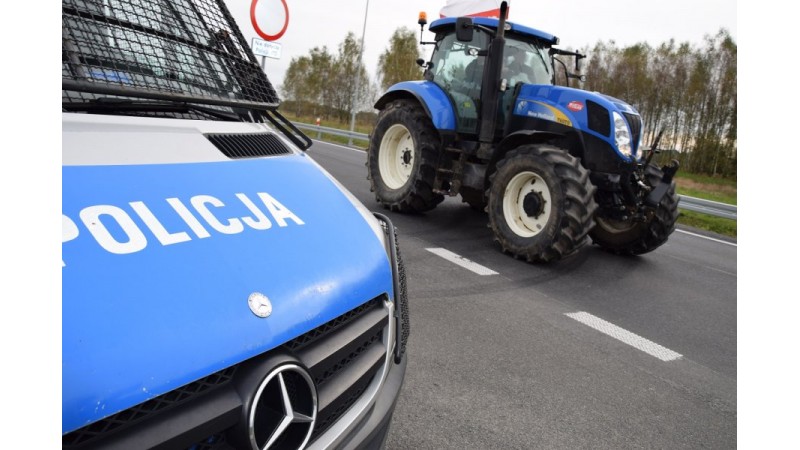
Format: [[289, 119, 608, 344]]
[[565, 312, 683, 362], [425, 248, 499, 276]]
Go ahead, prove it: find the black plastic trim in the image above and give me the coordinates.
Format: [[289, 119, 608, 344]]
[[586, 100, 611, 137], [206, 133, 292, 158], [64, 384, 242, 450], [260, 109, 313, 151], [372, 213, 408, 363]]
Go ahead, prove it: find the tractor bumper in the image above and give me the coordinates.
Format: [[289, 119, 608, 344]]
[[645, 160, 680, 207]]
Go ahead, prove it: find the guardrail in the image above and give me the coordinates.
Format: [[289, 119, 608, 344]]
[[290, 121, 736, 220], [678, 196, 737, 220], [292, 121, 369, 145]]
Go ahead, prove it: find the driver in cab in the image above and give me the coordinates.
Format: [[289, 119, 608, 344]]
[[502, 45, 537, 86]]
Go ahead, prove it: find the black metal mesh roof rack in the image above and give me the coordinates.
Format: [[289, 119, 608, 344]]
[[62, 0, 280, 110], [62, 0, 313, 149]]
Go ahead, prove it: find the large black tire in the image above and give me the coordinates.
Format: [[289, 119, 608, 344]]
[[590, 164, 679, 255], [487, 144, 597, 263], [367, 100, 444, 212]]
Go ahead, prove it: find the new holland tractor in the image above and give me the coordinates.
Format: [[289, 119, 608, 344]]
[[367, 2, 679, 262]]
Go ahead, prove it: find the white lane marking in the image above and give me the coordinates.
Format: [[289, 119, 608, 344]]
[[425, 248, 498, 276], [311, 139, 366, 153], [676, 229, 737, 247], [565, 312, 683, 362]]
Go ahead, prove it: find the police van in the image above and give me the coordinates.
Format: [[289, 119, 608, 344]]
[[62, 0, 408, 448]]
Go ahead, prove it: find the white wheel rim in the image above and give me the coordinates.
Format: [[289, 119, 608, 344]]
[[378, 124, 415, 189], [503, 171, 552, 238]]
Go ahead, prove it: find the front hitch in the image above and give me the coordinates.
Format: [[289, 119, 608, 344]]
[[645, 159, 680, 207]]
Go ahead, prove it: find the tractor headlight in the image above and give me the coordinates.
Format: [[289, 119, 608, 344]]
[[612, 111, 633, 159]]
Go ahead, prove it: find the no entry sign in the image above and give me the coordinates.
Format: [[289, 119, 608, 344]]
[[250, 0, 289, 41]]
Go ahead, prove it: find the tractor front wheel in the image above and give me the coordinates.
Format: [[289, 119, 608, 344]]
[[367, 100, 444, 212], [590, 163, 679, 255], [487, 144, 597, 263]]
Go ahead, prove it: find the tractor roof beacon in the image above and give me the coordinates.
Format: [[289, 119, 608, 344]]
[[368, 1, 680, 263]]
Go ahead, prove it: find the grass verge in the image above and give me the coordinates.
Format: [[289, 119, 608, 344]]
[[674, 174, 737, 238], [676, 210, 737, 238]]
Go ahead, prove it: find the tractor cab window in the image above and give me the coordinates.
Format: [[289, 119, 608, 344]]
[[501, 38, 553, 87], [496, 37, 553, 133], [430, 30, 489, 134]]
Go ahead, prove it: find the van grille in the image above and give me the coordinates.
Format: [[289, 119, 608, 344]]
[[62, 297, 389, 450], [62, 367, 237, 448]]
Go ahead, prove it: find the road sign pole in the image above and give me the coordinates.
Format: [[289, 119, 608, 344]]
[[348, 0, 370, 146]]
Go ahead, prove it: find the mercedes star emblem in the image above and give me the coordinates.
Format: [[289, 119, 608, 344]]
[[249, 364, 317, 449], [248, 292, 273, 318]]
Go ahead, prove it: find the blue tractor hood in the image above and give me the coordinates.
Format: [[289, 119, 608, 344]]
[[62, 153, 393, 433], [513, 84, 643, 159], [515, 84, 640, 117]]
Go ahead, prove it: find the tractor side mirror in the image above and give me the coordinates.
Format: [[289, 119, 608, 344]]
[[416, 58, 433, 70], [456, 17, 474, 42], [575, 55, 585, 72]]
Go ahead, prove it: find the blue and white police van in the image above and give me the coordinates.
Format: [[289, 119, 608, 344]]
[[62, 1, 408, 448]]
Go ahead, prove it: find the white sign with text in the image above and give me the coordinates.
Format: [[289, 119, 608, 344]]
[[251, 38, 282, 59]]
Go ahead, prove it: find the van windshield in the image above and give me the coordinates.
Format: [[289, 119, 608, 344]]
[[62, 0, 279, 120]]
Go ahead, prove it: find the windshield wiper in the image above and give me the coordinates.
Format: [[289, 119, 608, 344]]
[[62, 98, 239, 121]]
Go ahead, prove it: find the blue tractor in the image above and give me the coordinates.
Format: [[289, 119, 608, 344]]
[[367, 2, 680, 263]]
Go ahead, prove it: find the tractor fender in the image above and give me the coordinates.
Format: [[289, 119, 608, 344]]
[[487, 129, 565, 177], [374, 81, 457, 132]]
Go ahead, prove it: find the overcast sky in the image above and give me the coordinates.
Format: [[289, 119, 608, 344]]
[[226, 0, 737, 91]]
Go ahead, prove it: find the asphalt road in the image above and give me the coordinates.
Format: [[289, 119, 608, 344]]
[[306, 141, 737, 449]]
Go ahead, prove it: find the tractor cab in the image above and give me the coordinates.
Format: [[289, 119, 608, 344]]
[[425, 17, 558, 136]]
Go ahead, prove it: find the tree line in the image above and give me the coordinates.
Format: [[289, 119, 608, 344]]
[[280, 28, 421, 123], [580, 29, 737, 178], [280, 27, 736, 178]]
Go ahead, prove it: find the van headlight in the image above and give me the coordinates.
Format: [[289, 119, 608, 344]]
[[613, 111, 633, 159]]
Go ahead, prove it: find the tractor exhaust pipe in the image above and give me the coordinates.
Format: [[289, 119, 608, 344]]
[[477, 1, 508, 147], [496, 1, 508, 39]]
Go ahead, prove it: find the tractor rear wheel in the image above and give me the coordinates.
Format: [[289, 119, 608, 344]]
[[590, 163, 679, 255], [487, 144, 597, 263], [367, 100, 444, 212]]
